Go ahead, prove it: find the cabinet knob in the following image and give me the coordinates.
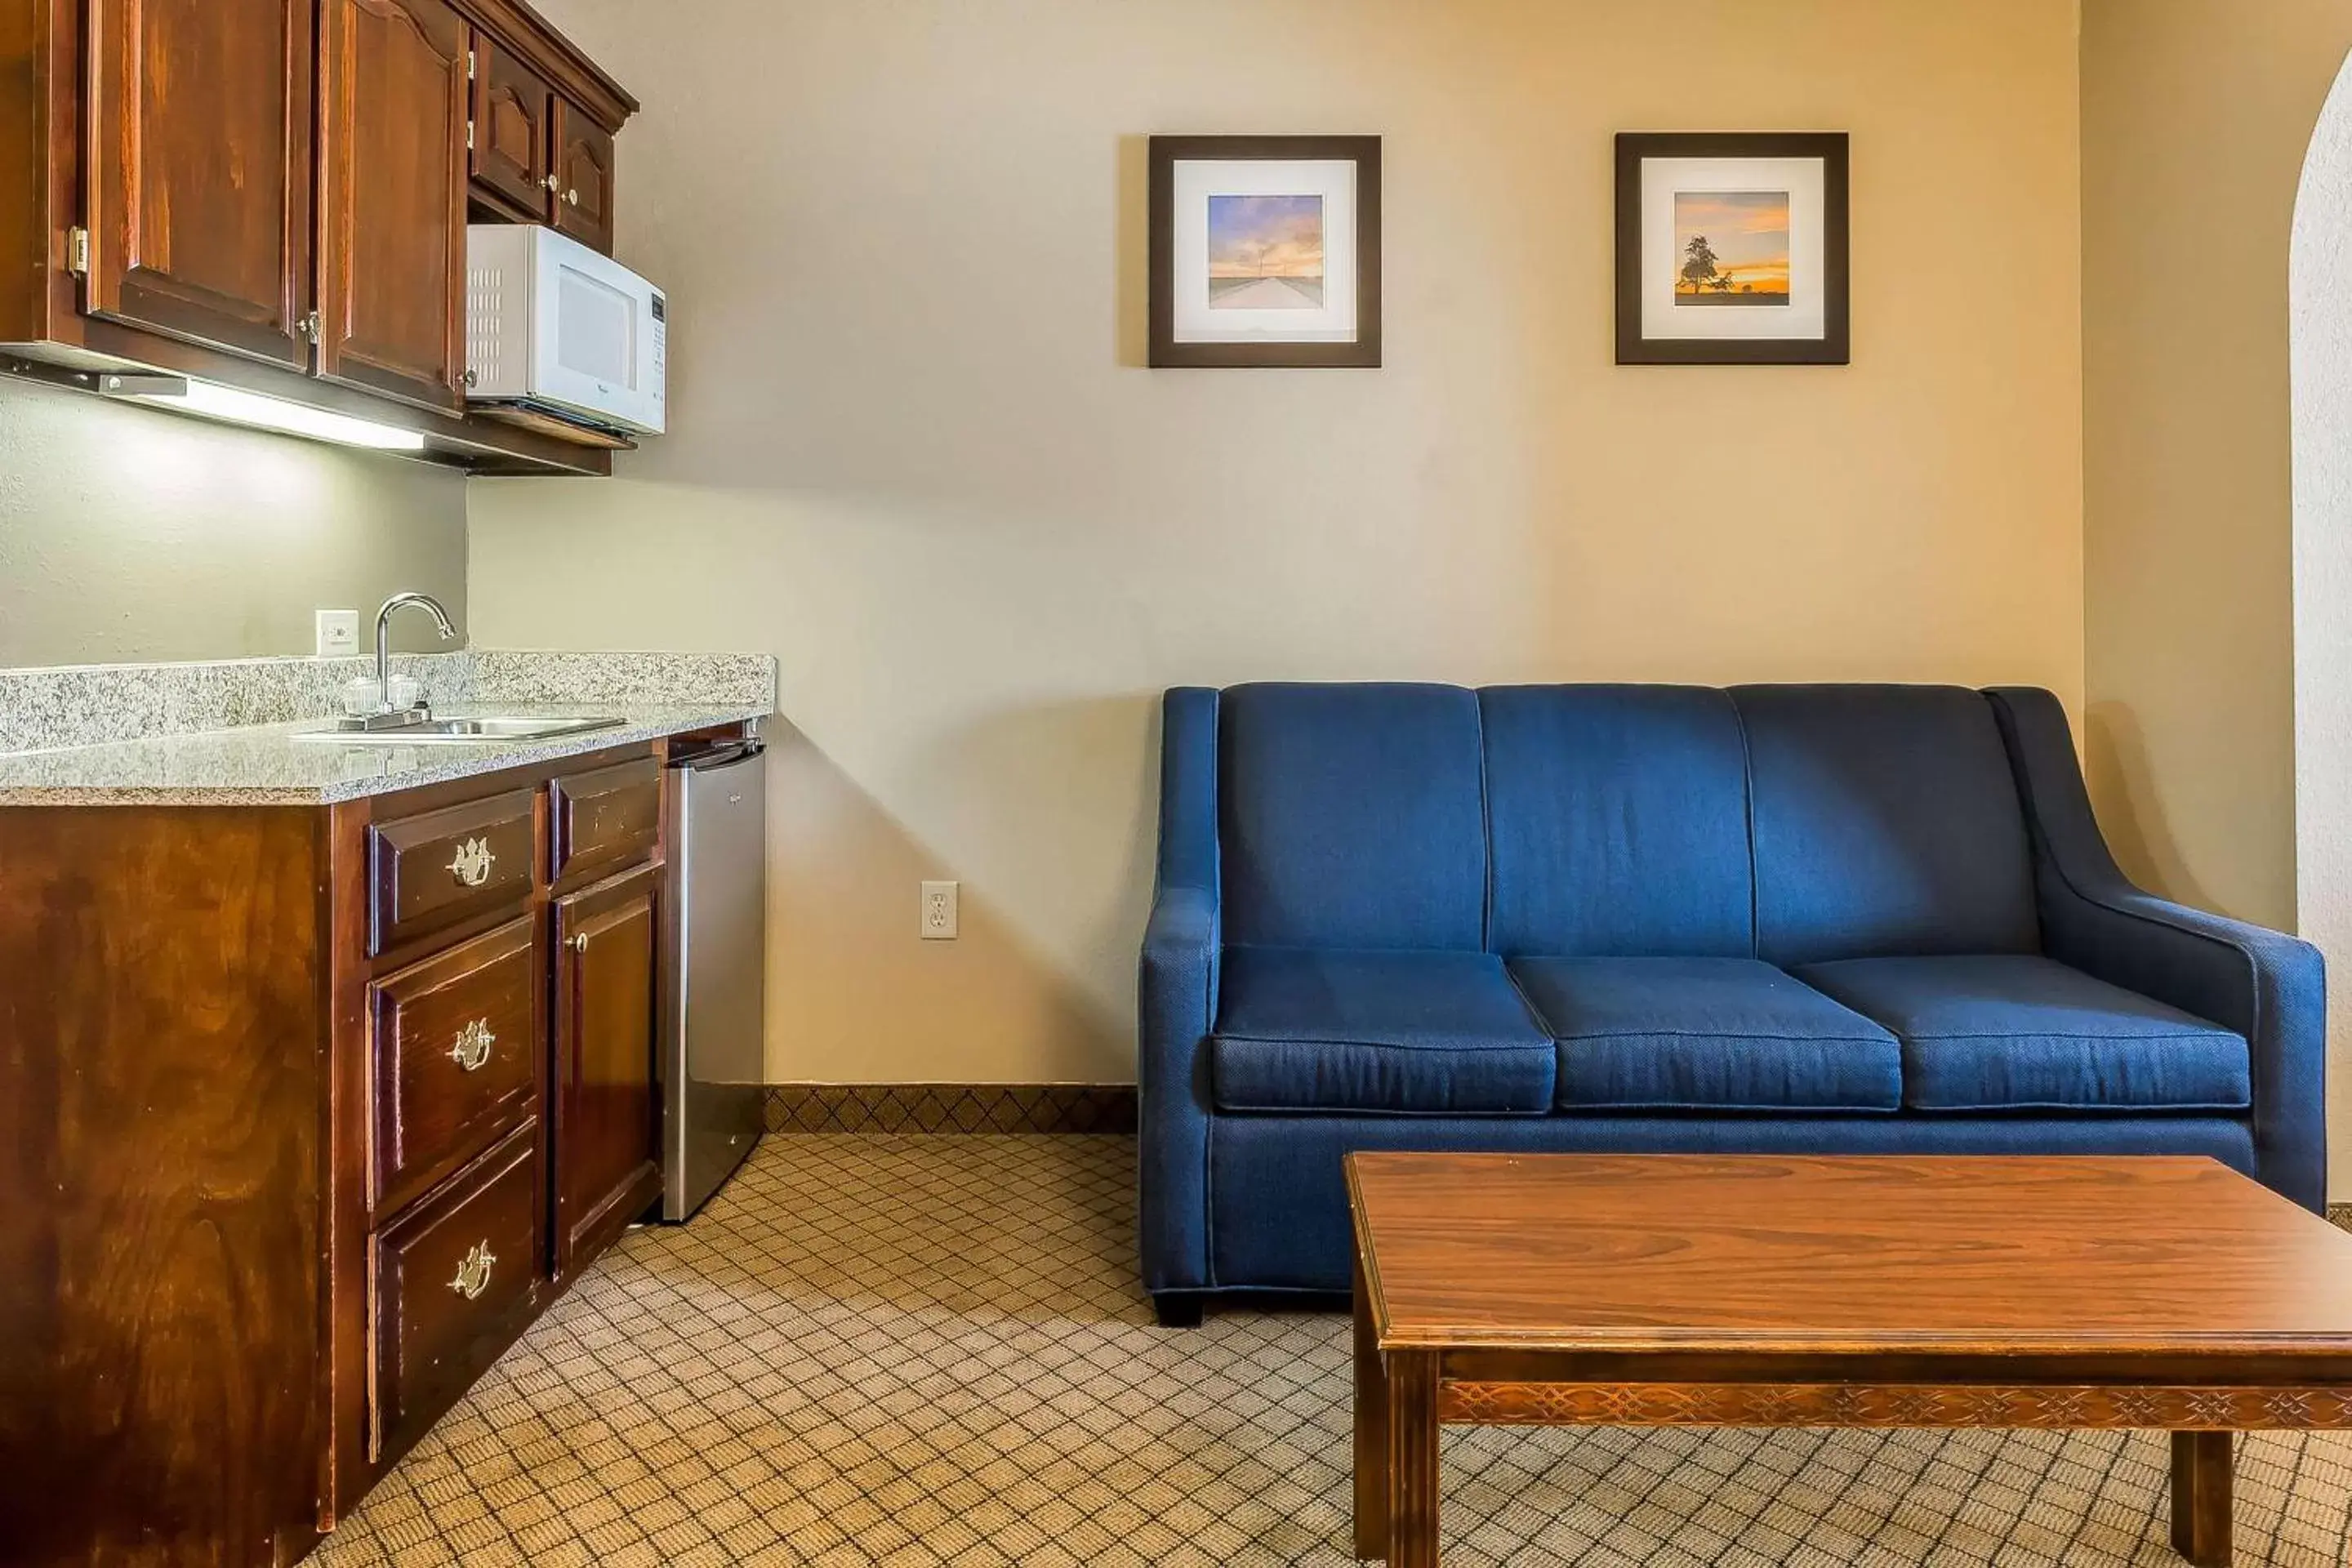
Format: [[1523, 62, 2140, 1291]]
[[449, 1241, 496, 1301], [542, 174, 559, 192], [566, 189, 580, 207], [569, 932, 590, 953], [448, 1018, 495, 1072]]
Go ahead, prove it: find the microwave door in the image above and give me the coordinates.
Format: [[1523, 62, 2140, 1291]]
[[534, 250, 664, 434]]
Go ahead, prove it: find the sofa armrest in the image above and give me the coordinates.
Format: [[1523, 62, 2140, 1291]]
[[1986, 687, 2328, 1210], [1138, 688, 1222, 1294]]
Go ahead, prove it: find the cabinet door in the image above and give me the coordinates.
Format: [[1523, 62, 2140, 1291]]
[[550, 100, 616, 255], [468, 31, 554, 219], [317, 0, 469, 412], [84, 0, 314, 366], [551, 861, 661, 1276]]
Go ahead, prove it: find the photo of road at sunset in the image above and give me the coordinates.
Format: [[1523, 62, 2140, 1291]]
[[1207, 194, 1325, 309], [1673, 189, 1791, 305]]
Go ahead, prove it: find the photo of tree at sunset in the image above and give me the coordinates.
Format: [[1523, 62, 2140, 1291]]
[[1207, 194, 1325, 309], [1673, 190, 1791, 305]]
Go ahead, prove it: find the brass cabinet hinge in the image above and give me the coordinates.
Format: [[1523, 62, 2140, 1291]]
[[467, 47, 476, 81], [65, 226, 89, 277], [466, 119, 474, 152]]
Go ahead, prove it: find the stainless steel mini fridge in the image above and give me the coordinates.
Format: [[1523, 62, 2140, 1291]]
[[660, 736, 767, 1221]]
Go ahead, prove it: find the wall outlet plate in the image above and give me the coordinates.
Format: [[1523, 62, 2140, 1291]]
[[315, 608, 360, 658], [921, 880, 959, 940]]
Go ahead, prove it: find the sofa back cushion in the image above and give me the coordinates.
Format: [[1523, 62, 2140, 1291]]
[[1218, 683, 1486, 950], [1481, 685, 1754, 957], [1732, 684, 2038, 965]]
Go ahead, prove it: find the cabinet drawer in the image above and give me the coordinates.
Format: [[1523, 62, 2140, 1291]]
[[371, 916, 541, 1215], [371, 1121, 543, 1463], [368, 788, 537, 955], [550, 756, 661, 884]]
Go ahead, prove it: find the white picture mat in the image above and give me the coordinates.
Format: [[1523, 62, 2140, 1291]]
[[1172, 158, 1359, 344], [1640, 157, 1827, 342]]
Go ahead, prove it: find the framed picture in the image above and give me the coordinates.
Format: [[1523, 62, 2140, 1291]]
[[1615, 132, 1849, 366], [1148, 135, 1382, 368]]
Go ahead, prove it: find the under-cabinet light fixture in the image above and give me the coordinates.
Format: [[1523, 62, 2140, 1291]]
[[98, 372, 429, 453]]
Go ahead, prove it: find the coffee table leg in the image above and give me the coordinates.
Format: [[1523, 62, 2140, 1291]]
[[1386, 1349, 1441, 1568], [2170, 1431, 2233, 1566], [1353, 1248, 1388, 1560]]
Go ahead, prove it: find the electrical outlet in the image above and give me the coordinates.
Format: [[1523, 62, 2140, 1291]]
[[315, 608, 360, 658], [920, 880, 959, 940]]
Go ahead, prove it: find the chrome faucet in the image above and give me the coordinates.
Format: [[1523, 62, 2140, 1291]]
[[368, 591, 457, 722]]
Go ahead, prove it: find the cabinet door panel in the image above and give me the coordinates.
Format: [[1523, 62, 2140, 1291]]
[[469, 31, 553, 217], [550, 100, 615, 255], [318, 0, 469, 412], [552, 861, 660, 1276], [85, 0, 314, 365]]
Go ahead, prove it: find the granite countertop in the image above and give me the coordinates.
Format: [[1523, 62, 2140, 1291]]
[[0, 702, 766, 805], [0, 650, 777, 806]]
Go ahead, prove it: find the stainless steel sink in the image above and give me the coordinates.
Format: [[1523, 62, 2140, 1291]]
[[292, 715, 626, 746]]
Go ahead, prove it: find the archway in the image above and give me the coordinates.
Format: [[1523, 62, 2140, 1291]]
[[2288, 47, 2352, 1211]]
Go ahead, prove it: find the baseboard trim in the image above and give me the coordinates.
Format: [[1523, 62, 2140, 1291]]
[[764, 1084, 1137, 1134]]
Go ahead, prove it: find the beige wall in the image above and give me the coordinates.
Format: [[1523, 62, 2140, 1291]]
[[469, 0, 2085, 1085], [2080, 0, 2352, 931], [0, 377, 467, 666]]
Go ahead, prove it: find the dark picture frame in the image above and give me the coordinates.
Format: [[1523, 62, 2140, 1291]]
[[1148, 135, 1383, 369], [1615, 132, 1850, 366]]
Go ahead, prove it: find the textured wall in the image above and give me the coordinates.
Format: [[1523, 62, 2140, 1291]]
[[0, 377, 468, 666], [469, 0, 2086, 1085], [2080, 0, 2352, 933]]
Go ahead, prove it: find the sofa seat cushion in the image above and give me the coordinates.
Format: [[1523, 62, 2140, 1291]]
[[1793, 955, 2252, 1113], [1507, 956, 1902, 1112], [1211, 947, 1555, 1116]]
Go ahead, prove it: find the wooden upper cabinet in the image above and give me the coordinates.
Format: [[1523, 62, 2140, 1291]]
[[468, 30, 553, 219], [550, 100, 615, 255], [316, 0, 470, 412], [83, 0, 315, 367]]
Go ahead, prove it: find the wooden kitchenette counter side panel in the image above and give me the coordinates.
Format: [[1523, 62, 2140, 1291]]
[[0, 805, 331, 1568]]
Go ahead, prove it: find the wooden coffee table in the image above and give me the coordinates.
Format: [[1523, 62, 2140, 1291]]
[[1348, 1153, 2352, 1566]]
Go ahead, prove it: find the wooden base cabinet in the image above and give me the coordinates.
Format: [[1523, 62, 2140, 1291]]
[[555, 862, 663, 1279], [0, 734, 724, 1567]]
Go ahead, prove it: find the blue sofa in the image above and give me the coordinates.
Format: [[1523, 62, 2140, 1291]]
[[1137, 683, 2326, 1325]]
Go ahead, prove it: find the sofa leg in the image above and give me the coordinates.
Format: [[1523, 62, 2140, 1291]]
[[1152, 1293, 1205, 1329]]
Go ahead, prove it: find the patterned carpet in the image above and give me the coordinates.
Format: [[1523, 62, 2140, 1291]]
[[313, 1136, 2352, 1566]]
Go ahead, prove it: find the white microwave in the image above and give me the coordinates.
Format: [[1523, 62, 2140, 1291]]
[[465, 225, 666, 435]]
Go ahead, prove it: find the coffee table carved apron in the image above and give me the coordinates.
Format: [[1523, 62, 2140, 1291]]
[[1346, 1154, 2352, 1567]]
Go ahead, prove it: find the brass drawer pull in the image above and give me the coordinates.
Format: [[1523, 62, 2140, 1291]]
[[448, 1018, 496, 1072], [448, 837, 495, 888], [449, 1241, 496, 1301]]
